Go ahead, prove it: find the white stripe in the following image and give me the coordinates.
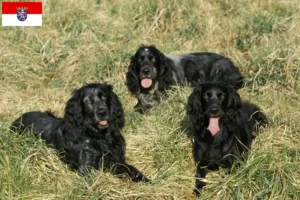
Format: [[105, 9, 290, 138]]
[[2, 14, 42, 26]]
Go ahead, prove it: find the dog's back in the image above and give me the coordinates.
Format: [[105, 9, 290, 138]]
[[240, 102, 268, 138], [11, 111, 63, 148], [166, 52, 245, 89]]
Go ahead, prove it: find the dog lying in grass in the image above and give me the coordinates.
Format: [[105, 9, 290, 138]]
[[186, 82, 267, 196], [11, 83, 150, 182], [126, 45, 245, 111]]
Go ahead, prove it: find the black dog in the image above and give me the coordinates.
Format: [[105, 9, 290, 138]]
[[126, 45, 245, 110], [186, 83, 267, 195], [11, 83, 150, 182]]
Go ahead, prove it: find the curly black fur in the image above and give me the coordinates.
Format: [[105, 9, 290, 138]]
[[126, 45, 245, 111], [186, 83, 267, 196], [11, 83, 150, 182]]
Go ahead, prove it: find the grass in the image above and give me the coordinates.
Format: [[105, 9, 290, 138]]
[[0, 0, 300, 199]]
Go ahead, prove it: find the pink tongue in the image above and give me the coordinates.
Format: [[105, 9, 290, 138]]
[[99, 120, 108, 126], [141, 78, 152, 88], [207, 118, 220, 136]]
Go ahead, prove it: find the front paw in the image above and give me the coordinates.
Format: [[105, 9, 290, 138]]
[[194, 181, 205, 196], [132, 173, 151, 183], [139, 94, 156, 108], [193, 188, 201, 197], [154, 90, 163, 101]]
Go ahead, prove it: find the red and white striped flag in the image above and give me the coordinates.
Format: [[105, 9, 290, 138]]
[[2, 2, 42, 26]]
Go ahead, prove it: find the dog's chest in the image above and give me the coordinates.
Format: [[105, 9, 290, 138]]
[[94, 136, 115, 151], [202, 130, 229, 164], [85, 133, 117, 154]]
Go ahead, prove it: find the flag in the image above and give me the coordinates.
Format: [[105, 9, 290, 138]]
[[2, 2, 42, 26]]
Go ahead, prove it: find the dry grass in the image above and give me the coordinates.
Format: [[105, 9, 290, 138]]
[[0, 0, 299, 199]]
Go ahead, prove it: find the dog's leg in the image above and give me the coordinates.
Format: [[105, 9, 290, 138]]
[[139, 93, 156, 108], [77, 148, 98, 176], [134, 93, 157, 113], [111, 163, 151, 183], [194, 165, 207, 196], [154, 90, 163, 102]]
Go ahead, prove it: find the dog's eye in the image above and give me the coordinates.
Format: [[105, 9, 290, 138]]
[[203, 95, 209, 99], [151, 57, 156, 62], [100, 96, 106, 101], [87, 99, 92, 104], [220, 95, 225, 100]]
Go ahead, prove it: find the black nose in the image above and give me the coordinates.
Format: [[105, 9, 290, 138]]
[[209, 106, 219, 115], [96, 108, 107, 117], [142, 68, 150, 74]]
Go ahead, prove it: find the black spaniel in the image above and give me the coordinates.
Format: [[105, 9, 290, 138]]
[[186, 83, 267, 196], [11, 83, 150, 182], [126, 45, 245, 110]]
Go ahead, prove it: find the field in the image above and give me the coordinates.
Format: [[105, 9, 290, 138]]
[[0, 0, 300, 199]]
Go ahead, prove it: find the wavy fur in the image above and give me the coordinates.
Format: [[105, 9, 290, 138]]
[[11, 83, 150, 182], [186, 83, 267, 196], [126, 45, 245, 111]]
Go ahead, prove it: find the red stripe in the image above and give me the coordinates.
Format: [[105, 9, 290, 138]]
[[2, 2, 42, 14]]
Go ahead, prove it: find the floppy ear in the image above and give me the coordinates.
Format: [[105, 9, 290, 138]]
[[226, 84, 242, 111], [187, 85, 205, 136], [187, 85, 203, 117], [155, 50, 177, 91], [62, 88, 83, 140], [126, 54, 140, 96], [156, 49, 167, 76], [107, 85, 125, 130]]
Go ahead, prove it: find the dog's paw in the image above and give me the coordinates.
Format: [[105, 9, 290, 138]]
[[193, 188, 201, 197], [139, 94, 156, 108], [132, 173, 152, 183], [194, 181, 205, 197]]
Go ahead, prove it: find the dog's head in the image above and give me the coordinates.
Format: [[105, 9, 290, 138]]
[[126, 45, 165, 91], [187, 83, 241, 136], [63, 83, 125, 135], [81, 84, 112, 129]]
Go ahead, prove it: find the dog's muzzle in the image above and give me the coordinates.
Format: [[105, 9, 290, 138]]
[[208, 105, 220, 116]]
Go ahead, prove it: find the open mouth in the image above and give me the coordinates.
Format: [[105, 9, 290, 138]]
[[97, 119, 109, 128], [207, 117, 220, 136]]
